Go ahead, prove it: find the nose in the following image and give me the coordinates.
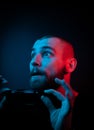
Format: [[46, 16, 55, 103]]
[[30, 54, 41, 66]]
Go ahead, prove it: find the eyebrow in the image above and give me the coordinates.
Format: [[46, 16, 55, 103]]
[[31, 46, 56, 53]]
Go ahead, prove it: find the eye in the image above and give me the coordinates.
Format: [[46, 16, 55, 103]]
[[31, 52, 35, 59], [42, 51, 53, 57]]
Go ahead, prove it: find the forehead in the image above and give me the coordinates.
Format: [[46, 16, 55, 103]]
[[32, 38, 64, 51]]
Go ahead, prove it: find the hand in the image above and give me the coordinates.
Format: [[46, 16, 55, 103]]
[[41, 78, 74, 130], [0, 87, 10, 109], [0, 75, 8, 85]]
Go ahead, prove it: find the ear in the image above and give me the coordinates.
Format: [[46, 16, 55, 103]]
[[65, 58, 77, 73]]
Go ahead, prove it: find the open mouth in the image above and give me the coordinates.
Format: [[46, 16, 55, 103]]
[[32, 73, 42, 76], [32, 75, 41, 78], [31, 73, 43, 78], [31, 71, 44, 76]]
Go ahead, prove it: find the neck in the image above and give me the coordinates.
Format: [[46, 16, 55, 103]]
[[63, 73, 71, 85], [56, 73, 78, 100]]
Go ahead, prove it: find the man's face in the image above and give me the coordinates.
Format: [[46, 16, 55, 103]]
[[29, 37, 66, 91]]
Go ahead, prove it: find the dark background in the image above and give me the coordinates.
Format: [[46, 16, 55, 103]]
[[0, 4, 93, 95]]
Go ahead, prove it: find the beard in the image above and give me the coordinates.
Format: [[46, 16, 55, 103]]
[[29, 74, 64, 92], [29, 75, 50, 92], [29, 67, 65, 92]]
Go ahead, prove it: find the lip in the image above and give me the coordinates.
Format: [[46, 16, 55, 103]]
[[31, 75, 43, 80], [31, 72, 43, 76]]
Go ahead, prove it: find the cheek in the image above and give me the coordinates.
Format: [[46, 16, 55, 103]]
[[29, 62, 32, 71], [43, 59, 64, 77]]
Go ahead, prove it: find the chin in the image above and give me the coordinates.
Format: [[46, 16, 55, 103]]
[[29, 76, 49, 91], [29, 81, 47, 91]]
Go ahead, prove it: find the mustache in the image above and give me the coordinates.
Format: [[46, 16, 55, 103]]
[[30, 68, 46, 76]]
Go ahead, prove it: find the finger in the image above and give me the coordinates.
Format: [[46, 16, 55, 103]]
[[44, 89, 65, 102], [61, 98, 70, 116], [0, 87, 11, 93], [0, 75, 8, 84], [41, 95, 56, 113], [55, 78, 73, 97], [0, 96, 7, 109]]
